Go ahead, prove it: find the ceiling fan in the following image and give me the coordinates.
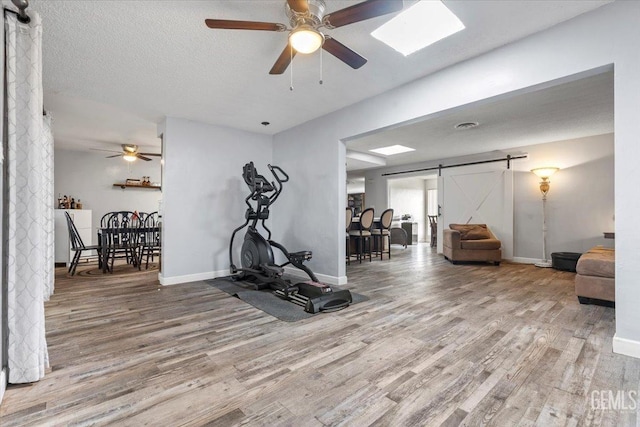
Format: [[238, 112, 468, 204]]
[[205, 0, 404, 74], [93, 144, 161, 162]]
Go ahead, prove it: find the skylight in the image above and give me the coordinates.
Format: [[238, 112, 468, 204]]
[[369, 145, 416, 156], [371, 0, 465, 56]]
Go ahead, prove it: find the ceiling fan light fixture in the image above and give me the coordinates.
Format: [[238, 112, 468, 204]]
[[289, 25, 324, 54], [123, 153, 137, 162]]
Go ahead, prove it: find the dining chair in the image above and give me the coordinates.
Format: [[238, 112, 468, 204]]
[[65, 212, 102, 275], [134, 211, 150, 252], [345, 207, 353, 265], [348, 207, 374, 263], [372, 208, 393, 260], [428, 215, 438, 248], [136, 211, 151, 226], [100, 211, 117, 227], [103, 211, 139, 272], [138, 211, 161, 269]]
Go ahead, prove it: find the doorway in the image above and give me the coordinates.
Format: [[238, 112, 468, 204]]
[[387, 175, 437, 244]]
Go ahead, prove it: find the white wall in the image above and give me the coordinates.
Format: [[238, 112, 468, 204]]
[[269, 2, 640, 356], [425, 178, 437, 191], [160, 117, 272, 284], [54, 149, 162, 240], [271, 120, 345, 283], [512, 134, 614, 260], [346, 177, 365, 194], [388, 178, 426, 242]]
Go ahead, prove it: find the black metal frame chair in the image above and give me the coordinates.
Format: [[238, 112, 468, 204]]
[[64, 212, 102, 276], [102, 211, 140, 272], [138, 211, 161, 270]]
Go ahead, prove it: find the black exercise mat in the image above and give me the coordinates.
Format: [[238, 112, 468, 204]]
[[206, 277, 369, 322]]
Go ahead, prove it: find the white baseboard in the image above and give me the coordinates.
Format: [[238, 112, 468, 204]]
[[511, 257, 540, 265], [0, 368, 6, 407], [283, 266, 345, 286], [159, 269, 229, 286], [613, 334, 640, 360]]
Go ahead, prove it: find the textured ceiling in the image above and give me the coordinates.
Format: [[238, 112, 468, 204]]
[[30, 0, 612, 152], [346, 70, 614, 171]]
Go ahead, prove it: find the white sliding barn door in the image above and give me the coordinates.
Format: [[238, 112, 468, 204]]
[[437, 164, 513, 259]]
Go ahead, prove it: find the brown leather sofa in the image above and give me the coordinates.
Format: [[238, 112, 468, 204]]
[[443, 224, 502, 265], [575, 247, 614, 306]]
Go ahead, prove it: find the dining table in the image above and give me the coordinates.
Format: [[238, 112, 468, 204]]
[[98, 226, 160, 273]]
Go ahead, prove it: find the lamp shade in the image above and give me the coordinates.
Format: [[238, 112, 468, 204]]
[[531, 167, 559, 179], [289, 26, 324, 54], [123, 154, 137, 162]]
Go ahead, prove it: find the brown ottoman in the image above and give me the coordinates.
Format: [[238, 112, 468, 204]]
[[575, 247, 614, 307]]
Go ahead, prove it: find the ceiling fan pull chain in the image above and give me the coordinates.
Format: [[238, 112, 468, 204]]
[[289, 44, 294, 91], [319, 48, 323, 85]]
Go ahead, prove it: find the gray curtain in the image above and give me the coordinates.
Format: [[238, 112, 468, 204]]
[[5, 10, 52, 384]]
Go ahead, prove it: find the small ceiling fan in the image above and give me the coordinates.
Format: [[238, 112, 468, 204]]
[[93, 144, 161, 162], [205, 0, 403, 74]]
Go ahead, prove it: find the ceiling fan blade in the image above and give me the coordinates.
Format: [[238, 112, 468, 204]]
[[287, 0, 308, 13], [90, 148, 121, 154], [270, 43, 297, 75], [136, 154, 152, 161], [322, 38, 367, 69], [324, 0, 403, 28], [205, 19, 286, 32], [106, 154, 122, 158], [139, 152, 161, 157]]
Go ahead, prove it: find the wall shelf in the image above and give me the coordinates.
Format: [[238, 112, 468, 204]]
[[348, 193, 365, 216], [113, 183, 161, 190]]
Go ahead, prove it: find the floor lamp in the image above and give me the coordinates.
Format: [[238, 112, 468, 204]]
[[531, 167, 559, 268]]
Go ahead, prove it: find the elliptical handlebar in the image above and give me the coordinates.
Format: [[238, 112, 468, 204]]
[[268, 164, 289, 183], [238, 162, 291, 209], [267, 164, 288, 205]]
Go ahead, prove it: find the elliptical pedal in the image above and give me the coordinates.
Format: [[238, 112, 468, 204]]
[[274, 281, 352, 314], [260, 263, 284, 277], [274, 288, 308, 306]]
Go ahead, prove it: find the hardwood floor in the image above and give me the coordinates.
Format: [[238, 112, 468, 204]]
[[1, 245, 638, 426]]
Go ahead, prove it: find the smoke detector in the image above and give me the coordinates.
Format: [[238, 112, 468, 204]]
[[455, 121, 479, 130]]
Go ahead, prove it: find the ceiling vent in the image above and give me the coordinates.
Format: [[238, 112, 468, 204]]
[[455, 121, 479, 130]]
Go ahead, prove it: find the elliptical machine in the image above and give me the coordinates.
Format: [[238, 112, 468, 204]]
[[229, 162, 352, 313]]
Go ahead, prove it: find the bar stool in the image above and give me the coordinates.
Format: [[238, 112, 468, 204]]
[[349, 207, 374, 263], [372, 208, 393, 260], [346, 207, 353, 265]]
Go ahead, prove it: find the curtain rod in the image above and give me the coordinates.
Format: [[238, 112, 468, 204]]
[[4, 0, 30, 24], [381, 154, 528, 177]]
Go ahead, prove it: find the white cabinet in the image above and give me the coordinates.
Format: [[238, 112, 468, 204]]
[[55, 209, 93, 266]]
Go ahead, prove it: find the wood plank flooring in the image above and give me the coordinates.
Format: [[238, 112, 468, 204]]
[[1, 245, 638, 426]]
